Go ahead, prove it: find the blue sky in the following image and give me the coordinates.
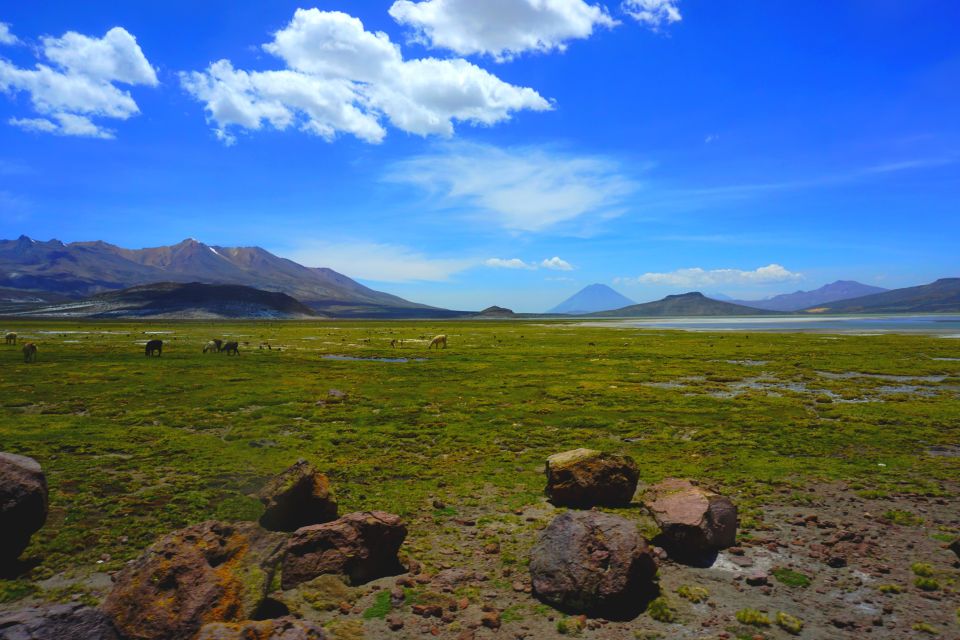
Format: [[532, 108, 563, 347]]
[[1, 0, 957, 312]]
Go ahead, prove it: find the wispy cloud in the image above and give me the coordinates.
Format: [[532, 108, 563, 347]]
[[386, 142, 638, 232], [485, 256, 576, 271], [287, 241, 475, 283], [485, 257, 537, 270], [617, 263, 802, 287], [0, 22, 19, 46], [622, 0, 682, 29]]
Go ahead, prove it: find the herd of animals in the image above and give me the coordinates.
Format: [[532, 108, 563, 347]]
[[4, 331, 449, 362]]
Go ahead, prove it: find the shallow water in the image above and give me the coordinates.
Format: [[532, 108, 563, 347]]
[[321, 354, 426, 363], [583, 314, 960, 334]]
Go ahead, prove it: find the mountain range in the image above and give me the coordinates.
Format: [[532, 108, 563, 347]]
[[804, 278, 960, 314], [0, 236, 455, 318], [722, 280, 888, 312], [548, 284, 635, 314]]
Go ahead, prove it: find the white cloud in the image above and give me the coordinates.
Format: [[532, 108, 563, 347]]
[[9, 113, 114, 138], [181, 9, 551, 145], [541, 256, 574, 270], [0, 26, 156, 138], [485, 257, 537, 270], [621, 264, 802, 287], [287, 241, 475, 283], [622, 0, 682, 29], [0, 22, 19, 46], [388, 0, 617, 61], [387, 142, 636, 232]]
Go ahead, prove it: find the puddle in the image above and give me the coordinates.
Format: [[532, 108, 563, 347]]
[[927, 445, 960, 457], [931, 357, 960, 362], [875, 384, 940, 397], [36, 330, 90, 334], [816, 371, 946, 383], [322, 355, 426, 363], [724, 359, 769, 366]]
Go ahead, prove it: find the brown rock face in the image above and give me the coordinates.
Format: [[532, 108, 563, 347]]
[[281, 511, 406, 589], [644, 478, 737, 561], [529, 511, 658, 618], [258, 460, 338, 532], [196, 617, 327, 640], [0, 452, 48, 564], [545, 448, 639, 508], [102, 521, 286, 640]]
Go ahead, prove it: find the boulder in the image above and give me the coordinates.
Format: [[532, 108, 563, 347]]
[[102, 521, 286, 640], [282, 511, 406, 589], [529, 511, 657, 618], [196, 617, 327, 640], [644, 478, 737, 561], [0, 452, 48, 564], [0, 604, 118, 640], [949, 537, 959, 560], [545, 448, 639, 508], [258, 460, 338, 532]]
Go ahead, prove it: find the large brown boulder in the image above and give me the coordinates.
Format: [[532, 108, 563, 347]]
[[644, 478, 737, 561], [0, 452, 48, 564], [258, 460, 338, 532], [529, 511, 658, 618], [0, 603, 119, 640], [281, 511, 406, 589], [196, 617, 327, 640], [102, 521, 286, 640], [545, 448, 639, 508]]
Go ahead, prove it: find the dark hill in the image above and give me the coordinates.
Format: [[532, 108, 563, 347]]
[[589, 292, 776, 317], [18, 282, 320, 319], [475, 305, 516, 317], [805, 278, 960, 313]]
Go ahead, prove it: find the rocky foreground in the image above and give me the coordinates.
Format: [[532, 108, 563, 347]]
[[1, 450, 958, 639]]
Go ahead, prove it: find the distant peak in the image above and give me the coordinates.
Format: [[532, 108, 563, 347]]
[[666, 291, 706, 299]]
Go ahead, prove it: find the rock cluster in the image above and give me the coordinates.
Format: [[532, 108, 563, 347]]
[[0, 452, 48, 565], [91, 462, 407, 640], [544, 448, 639, 507]]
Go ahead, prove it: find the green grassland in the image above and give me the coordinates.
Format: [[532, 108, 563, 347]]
[[1, 320, 958, 587]]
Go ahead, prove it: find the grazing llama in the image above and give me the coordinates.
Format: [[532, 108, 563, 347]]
[[22, 343, 37, 363], [145, 340, 163, 357], [428, 335, 447, 350]]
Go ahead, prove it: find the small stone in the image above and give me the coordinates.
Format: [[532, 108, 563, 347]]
[[481, 611, 501, 630], [387, 615, 404, 631], [827, 555, 847, 568], [745, 572, 768, 586]]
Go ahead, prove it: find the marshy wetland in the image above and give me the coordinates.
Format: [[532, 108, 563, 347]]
[[1, 320, 959, 638]]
